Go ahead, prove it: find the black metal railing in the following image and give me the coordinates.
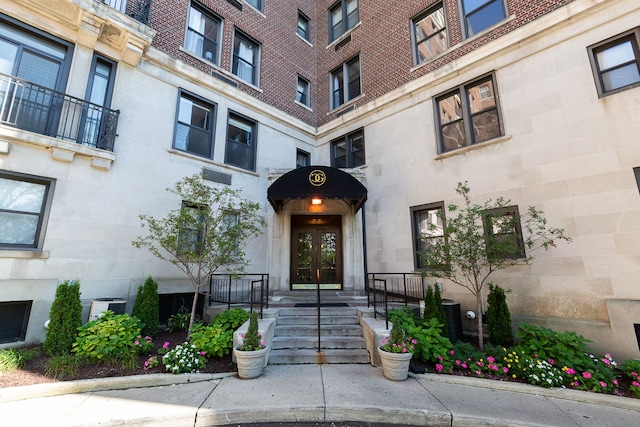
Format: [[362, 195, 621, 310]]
[[130, 0, 152, 25], [0, 73, 120, 152], [209, 273, 269, 317], [366, 273, 425, 327]]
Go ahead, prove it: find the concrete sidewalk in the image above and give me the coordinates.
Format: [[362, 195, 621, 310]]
[[1, 364, 640, 426]]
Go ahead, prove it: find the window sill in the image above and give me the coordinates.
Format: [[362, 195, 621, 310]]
[[327, 22, 362, 49], [434, 135, 511, 160], [329, 93, 365, 115], [0, 250, 49, 259], [167, 149, 259, 177], [295, 100, 313, 111], [296, 34, 313, 47]]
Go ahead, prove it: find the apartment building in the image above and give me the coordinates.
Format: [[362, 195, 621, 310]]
[[1, 0, 640, 360]]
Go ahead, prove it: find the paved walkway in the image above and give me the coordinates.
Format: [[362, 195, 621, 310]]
[[1, 364, 640, 426]]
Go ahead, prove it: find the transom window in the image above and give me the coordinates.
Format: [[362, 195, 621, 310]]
[[0, 170, 55, 250], [436, 74, 502, 153], [482, 206, 525, 261], [412, 3, 448, 65], [225, 112, 257, 171], [232, 31, 260, 86], [297, 11, 310, 41], [588, 29, 640, 97], [461, 0, 506, 38], [174, 90, 217, 158], [331, 129, 364, 168], [330, 55, 361, 109], [186, 2, 222, 65], [329, 0, 359, 43], [410, 203, 445, 270], [296, 75, 310, 106]]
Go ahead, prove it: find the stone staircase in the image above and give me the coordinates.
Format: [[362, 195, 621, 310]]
[[268, 305, 371, 364]]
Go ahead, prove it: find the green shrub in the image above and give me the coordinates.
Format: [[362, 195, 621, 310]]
[[236, 312, 264, 351], [516, 323, 591, 367], [43, 280, 83, 356], [621, 359, 640, 398], [132, 276, 159, 337], [45, 353, 84, 379], [408, 317, 453, 363], [167, 307, 192, 332], [212, 307, 249, 332], [423, 284, 448, 336], [486, 283, 513, 346], [162, 342, 206, 374], [189, 323, 233, 357], [72, 311, 142, 369], [0, 347, 40, 374]]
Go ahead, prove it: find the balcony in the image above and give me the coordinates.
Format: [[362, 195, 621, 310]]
[[0, 73, 119, 152], [101, 0, 152, 25]]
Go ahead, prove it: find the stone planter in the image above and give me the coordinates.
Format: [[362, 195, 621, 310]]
[[378, 347, 413, 381], [233, 345, 269, 379]]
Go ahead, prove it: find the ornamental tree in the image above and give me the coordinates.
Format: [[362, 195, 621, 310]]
[[420, 182, 571, 350], [132, 173, 266, 336]]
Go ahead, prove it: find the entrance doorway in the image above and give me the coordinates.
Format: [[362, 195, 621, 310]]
[[290, 215, 342, 290]]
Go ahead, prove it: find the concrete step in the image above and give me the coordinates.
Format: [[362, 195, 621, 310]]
[[274, 324, 364, 337], [276, 306, 358, 317], [271, 335, 366, 350], [276, 315, 360, 326], [268, 348, 370, 364]]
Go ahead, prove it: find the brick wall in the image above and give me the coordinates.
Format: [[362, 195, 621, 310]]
[[145, 0, 574, 127]]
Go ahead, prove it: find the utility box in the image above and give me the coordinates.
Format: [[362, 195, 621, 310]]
[[88, 298, 126, 321], [442, 299, 463, 343]]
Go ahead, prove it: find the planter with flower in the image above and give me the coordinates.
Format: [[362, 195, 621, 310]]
[[378, 320, 416, 381], [233, 311, 268, 379]]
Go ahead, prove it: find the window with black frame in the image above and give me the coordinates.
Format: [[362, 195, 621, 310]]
[[296, 75, 310, 106], [185, 2, 222, 65], [412, 3, 448, 65], [232, 31, 260, 86], [482, 206, 526, 261], [436, 74, 502, 153], [225, 112, 257, 171], [588, 28, 640, 97], [173, 90, 216, 159], [330, 55, 361, 109], [178, 201, 206, 256], [329, 0, 359, 42], [297, 11, 310, 41], [331, 129, 364, 168], [411, 203, 446, 270], [461, 0, 506, 38]]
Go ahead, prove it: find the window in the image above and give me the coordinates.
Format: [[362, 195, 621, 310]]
[[186, 2, 222, 65], [173, 90, 217, 158], [297, 11, 310, 41], [331, 129, 364, 168], [329, 0, 359, 42], [461, 0, 506, 38], [330, 55, 361, 109], [232, 31, 260, 85], [225, 112, 257, 171], [412, 3, 447, 65], [411, 203, 445, 270], [0, 300, 32, 343], [588, 29, 640, 97], [178, 201, 206, 255], [80, 54, 116, 149], [482, 206, 525, 261], [222, 211, 240, 256], [245, 0, 262, 12], [296, 75, 310, 106], [296, 149, 310, 168], [436, 74, 502, 153], [0, 170, 56, 250]]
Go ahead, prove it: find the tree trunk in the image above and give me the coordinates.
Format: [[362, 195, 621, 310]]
[[187, 289, 200, 339], [476, 293, 484, 350]]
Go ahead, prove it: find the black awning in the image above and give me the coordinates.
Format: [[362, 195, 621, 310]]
[[267, 166, 367, 212]]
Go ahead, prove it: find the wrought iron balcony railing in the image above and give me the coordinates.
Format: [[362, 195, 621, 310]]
[[101, 0, 152, 25], [0, 73, 120, 152]]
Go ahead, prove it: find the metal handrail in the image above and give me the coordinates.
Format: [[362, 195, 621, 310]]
[[209, 273, 269, 317], [0, 73, 120, 151], [366, 272, 425, 326]]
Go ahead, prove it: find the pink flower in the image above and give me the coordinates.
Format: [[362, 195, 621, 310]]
[[449, 350, 455, 356], [487, 356, 495, 363], [566, 367, 576, 375], [502, 367, 509, 373], [461, 363, 468, 369], [632, 381, 640, 387], [199, 351, 207, 356], [163, 342, 170, 348], [436, 364, 443, 373], [602, 358, 610, 365], [572, 381, 579, 387], [411, 339, 418, 344], [548, 358, 555, 365], [134, 340, 139, 346], [582, 372, 592, 379], [599, 381, 607, 388], [455, 360, 461, 366], [437, 355, 443, 361]]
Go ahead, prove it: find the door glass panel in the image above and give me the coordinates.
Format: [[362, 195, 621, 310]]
[[295, 232, 313, 284], [320, 232, 337, 284]]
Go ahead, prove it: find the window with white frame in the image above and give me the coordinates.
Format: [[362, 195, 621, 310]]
[[297, 11, 310, 41], [296, 75, 310, 106], [588, 28, 640, 97], [330, 55, 361, 109], [410, 203, 445, 270], [0, 170, 56, 250], [173, 90, 217, 158], [412, 3, 447, 65], [329, 0, 358, 43], [225, 112, 257, 171], [461, 0, 506, 38], [331, 128, 364, 168], [186, 2, 222, 64], [435, 74, 502, 153], [232, 30, 260, 85]]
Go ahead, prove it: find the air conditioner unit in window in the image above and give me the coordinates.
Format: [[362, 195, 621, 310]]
[[88, 298, 127, 321]]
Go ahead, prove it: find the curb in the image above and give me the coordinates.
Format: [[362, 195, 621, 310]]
[[0, 372, 234, 403]]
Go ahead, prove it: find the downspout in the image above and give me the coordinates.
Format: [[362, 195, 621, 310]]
[[361, 205, 368, 296]]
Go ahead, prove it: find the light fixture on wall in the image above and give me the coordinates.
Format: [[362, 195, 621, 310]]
[[311, 198, 322, 205]]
